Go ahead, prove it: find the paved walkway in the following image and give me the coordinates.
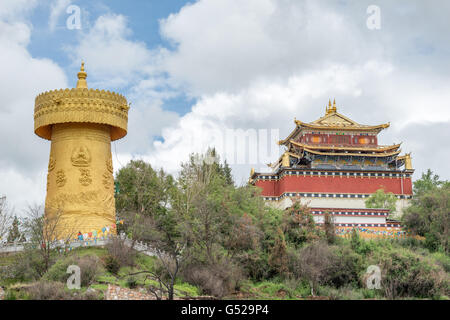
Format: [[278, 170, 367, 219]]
[[105, 284, 158, 300], [0, 236, 155, 257]]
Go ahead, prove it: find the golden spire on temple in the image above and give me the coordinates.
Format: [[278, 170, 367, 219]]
[[332, 98, 337, 113], [326, 99, 337, 115], [76, 60, 88, 89]]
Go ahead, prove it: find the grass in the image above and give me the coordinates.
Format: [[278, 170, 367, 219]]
[[97, 273, 124, 287], [90, 283, 108, 291], [70, 247, 109, 258], [0, 253, 18, 266], [229, 280, 306, 300], [431, 251, 450, 272], [174, 281, 202, 297], [135, 253, 157, 270]]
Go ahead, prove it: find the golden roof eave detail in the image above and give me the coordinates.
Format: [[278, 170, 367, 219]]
[[294, 120, 390, 131], [397, 153, 413, 170], [302, 147, 401, 158], [268, 151, 301, 170], [34, 88, 129, 141], [34, 62, 130, 141], [289, 140, 401, 152]]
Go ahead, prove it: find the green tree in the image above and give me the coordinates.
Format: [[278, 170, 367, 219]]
[[7, 216, 23, 242], [282, 198, 319, 247], [413, 169, 447, 197], [402, 183, 449, 253], [115, 160, 176, 238], [365, 188, 397, 214], [268, 227, 289, 276], [174, 149, 270, 295], [175, 149, 236, 263]]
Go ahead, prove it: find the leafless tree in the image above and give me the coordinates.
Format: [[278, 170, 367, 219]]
[[0, 196, 13, 242], [22, 204, 77, 272], [126, 212, 189, 300], [323, 211, 336, 244], [293, 241, 334, 296], [129, 255, 181, 300]]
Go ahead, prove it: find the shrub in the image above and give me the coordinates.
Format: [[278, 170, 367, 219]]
[[317, 285, 365, 300], [105, 236, 136, 268], [432, 252, 450, 273], [235, 250, 270, 281], [326, 245, 364, 288], [8, 248, 48, 281], [44, 255, 101, 287], [25, 281, 72, 300], [77, 255, 102, 286], [103, 255, 120, 275], [42, 257, 73, 283], [268, 228, 289, 276], [80, 288, 101, 300], [182, 259, 244, 298], [290, 241, 335, 295], [396, 237, 425, 250], [126, 276, 138, 289], [371, 248, 449, 299]]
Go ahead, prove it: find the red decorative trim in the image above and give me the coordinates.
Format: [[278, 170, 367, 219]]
[[255, 174, 413, 197]]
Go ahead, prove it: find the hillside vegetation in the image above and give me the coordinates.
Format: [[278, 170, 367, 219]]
[[0, 150, 448, 300]]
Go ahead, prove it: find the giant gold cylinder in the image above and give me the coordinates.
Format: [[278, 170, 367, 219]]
[[46, 123, 115, 236], [34, 64, 129, 239]]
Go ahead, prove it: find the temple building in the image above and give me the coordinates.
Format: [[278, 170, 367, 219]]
[[249, 100, 414, 237]]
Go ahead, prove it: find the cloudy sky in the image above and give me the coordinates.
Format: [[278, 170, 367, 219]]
[[1, 0, 449, 214]]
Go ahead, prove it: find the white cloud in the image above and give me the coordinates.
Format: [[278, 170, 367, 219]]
[[0, 3, 68, 214], [0, 169, 47, 215], [160, 0, 381, 96], [0, 0, 37, 21], [70, 14, 160, 88], [146, 0, 450, 183], [49, 0, 72, 32]]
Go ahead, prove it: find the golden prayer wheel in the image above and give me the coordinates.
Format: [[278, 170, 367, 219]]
[[34, 62, 129, 239]]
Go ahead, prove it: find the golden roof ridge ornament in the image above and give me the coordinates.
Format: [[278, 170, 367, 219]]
[[325, 98, 337, 115], [76, 61, 88, 89]]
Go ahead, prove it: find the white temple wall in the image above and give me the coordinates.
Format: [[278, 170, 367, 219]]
[[313, 216, 386, 224], [270, 196, 411, 217]]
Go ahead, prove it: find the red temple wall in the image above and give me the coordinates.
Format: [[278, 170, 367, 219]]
[[255, 174, 412, 197]]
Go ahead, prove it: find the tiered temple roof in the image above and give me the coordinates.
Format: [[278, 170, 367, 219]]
[[268, 100, 413, 172]]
